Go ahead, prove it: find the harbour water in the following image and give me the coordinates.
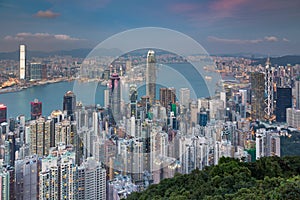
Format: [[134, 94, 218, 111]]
[[0, 63, 211, 119]]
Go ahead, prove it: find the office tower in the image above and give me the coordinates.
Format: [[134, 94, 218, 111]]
[[179, 88, 190, 108], [0, 167, 10, 200], [104, 89, 109, 108], [20, 44, 26, 80], [31, 99, 42, 120], [39, 145, 77, 200], [0, 104, 7, 123], [198, 108, 208, 126], [294, 79, 300, 109], [109, 73, 121, 123], [63, 91, 76, 120], [4, 133, 15, 167], [29, 63, 45, 81], [209, 99, 224, 120], [220, 91, 226, 106], [239, 89, 247, 105], [15, 155, 39, 200], [28, 117, 51, 156], [77, 158, 106, 199], [264, 58, 275, 122], [251, 72, 265, 120], [276, 87, 292, 122], [159, 87, 176, 109], [54, 119, 73, 146], [130, 84, 138, 117], [146, 50, 156, 105]]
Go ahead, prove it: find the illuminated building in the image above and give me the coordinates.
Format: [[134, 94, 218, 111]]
[[159, 87, 176, 109], [31, 99, 42, 120], [109, 73, 121, 123], [251, 72, 265, 120], [0, 104, 7, 123], [20, 45, 26, 80]]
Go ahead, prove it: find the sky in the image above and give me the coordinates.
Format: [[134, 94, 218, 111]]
[[0, 0, 300, 55]]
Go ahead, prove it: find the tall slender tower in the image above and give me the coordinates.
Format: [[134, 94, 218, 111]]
[[264, 58, 275, 122], [109, 73, 121, 123], [19, 44, 26, 80], [146, 50, 156, 105]]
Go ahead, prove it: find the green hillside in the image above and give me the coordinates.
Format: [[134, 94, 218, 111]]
[[127, 156, 300, 200]]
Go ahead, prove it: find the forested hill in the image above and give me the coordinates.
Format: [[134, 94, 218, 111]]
[[127, 156, 300, 200]]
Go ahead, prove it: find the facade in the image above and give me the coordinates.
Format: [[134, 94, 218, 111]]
[[31, 99, 42, 120], [275, 87, 292, 122], [15, 155, 39, 200], [63, 91, 76, 120], [286, 108, 300, 129], [0, 168, 10, 200], [109, 73, 121, 123], [20, 45, 26, 80], [251, 72, 265, 120], [179, 88, 190, 108], [28, 117, 51, 157], [146, 50, 156, 105], [0, 104, 7, 123], [294, 80, 300, 109], [159, 87, 176, 109], [77, 158, 106, 200], [30, 63, 44, 81], [39, 145, 77, 200]]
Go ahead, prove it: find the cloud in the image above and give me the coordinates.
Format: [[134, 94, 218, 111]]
[[208, 35, 288, 44], [283, 38, 290, 42], [207, 36, 262, 44], [4, 32, 84, 41], [34, 10, 60, 18], [264, 36, 278, 42]]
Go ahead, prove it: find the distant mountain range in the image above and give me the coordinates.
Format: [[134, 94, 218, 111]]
[[0, 48, 299, 66]]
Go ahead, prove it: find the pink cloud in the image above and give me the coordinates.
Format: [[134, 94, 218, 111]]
[[34, 10, 60, 18]]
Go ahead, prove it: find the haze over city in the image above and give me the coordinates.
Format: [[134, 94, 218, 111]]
[[0, 0, 300, 55]]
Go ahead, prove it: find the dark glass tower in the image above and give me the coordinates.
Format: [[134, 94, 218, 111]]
[[130, 84, 138, 117], [275, 87, 292, 122], [63, 91, 76, 120], [31, 99, 42, 120]]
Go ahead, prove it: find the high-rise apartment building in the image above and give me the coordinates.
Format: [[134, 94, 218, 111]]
[[77, 158, 106, 199], [28, 117, 51, 156]]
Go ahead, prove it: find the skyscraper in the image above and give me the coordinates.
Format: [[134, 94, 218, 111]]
[[146, 50, 156, 105], [179, 88, 190, 108], [130, 84, 138, 117], [251, 72, 265, 120], [31, 99, 42, 120], [19, 44, 26, 80], [264, 58, 275, 122], [15, 155, 39, 200], [275, 87, 292, 122], [294, 79, 300, 109], [109, 73, 121, 123], [77, 158, 106, 199], [0, 104, 7, 123], [159, 87, 176, 109], [63, 91, 76, 120], [28, 117, 51, 156], [29, 63, 43, 81]]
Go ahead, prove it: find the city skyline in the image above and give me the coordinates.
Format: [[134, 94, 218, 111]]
[[0, 0, 299, 55]]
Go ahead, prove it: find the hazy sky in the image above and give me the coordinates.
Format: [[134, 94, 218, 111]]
[[0, 0, 299, 55]]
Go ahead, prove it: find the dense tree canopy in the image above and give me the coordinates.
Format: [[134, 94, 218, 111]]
[[127, 156, 300, 200]]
